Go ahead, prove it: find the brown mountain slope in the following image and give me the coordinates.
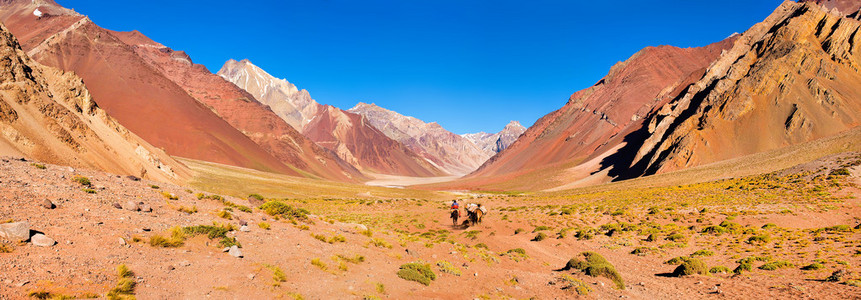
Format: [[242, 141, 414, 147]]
[[219, 60, 446, 177], [109, 31, 363, 182], [0, 0, 300, 175], [0, 21, 188, 183], [304, 105, 446, 177], [348, 102, 490, 175], [444, 39, 734, 190], [625, 0, 861, 176]]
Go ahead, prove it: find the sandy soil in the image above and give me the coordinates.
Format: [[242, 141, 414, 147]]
[[364, 174, 461, 188]]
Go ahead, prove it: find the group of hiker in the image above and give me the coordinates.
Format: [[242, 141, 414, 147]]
[[449, 200, 486, 227]]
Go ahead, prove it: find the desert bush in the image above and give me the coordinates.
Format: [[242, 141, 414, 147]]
[[31, 163, 46, 169], [532, 225, 551, 232], [248, 193, 265, 201], [532, 232, 548, 241], [558, 274, 592, 295], [564, 251, 624, 289], [177, 206, 197, 214], [709, 266, 730, 274], [748, 234, 771, 244], [149, 227, 185, 248], [666, 233, 686, 242], [107, 264, 136, 299], [630, 247, 652, 256], [369, 238, 392, 249], [217, 210, 232, 220], [397, 262, 436, 286], [673, 258, 708, 277], [801, 263, 824, 270], [259, 201, 309, 220], [160, 191, 178, 200], [691, 250, 714, 257], [576, 230, 594, 240], [258, 222, 271, 230], [337, 254, 365, 264], [665, 256, 690, 265], [0, 243, 11, 253], [72, 175, 91, 186], [436, 260, 462, 276], [830, 168, 850, 176], [514, 228, 525, 234], [311, 258, 327, 270], [149, 185, 159, 189], [759, 260, 794, 270]]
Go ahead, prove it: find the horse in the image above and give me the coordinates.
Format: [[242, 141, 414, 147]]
[[468, 208, 484, 226], [450, 209, 460, 226]]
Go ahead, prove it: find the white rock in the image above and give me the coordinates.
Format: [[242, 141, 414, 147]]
[[31, 234, 55, 247], [228, 245, 243, 258], [0, 222, 30, 241], [239, 226, 250, 232]]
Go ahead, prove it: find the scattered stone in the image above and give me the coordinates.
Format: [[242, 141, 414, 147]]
[[139, 204, 152, 213], [16, 280, 29, 287], [118, 237, 127, 246], [0, 222, 30, 241], [126, 175, 140, 181], [112, 203, 122, 209], [238, 220, 248, 226], [179, 261, 191, 267], [247, 274, 255, 280], [228, 245, 243, 258], [122, 201, 140, 211], [3, 279, 12, 285], [222, 247, 230, 252], [239, 226, 250, 232], [142, 228, 151, 232], [40, 199, 55, 209], [31, 234, 55, 247]]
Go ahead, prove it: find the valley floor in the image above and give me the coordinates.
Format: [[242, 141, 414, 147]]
[[0, 154, 860, 299]]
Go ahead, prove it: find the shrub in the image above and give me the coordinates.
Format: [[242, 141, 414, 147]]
[[82, 188, 97, 194], [260, 201, 309, 220], [337, 254, 365, 264], [702, 226, 727, 235], [709, 266, 730, 274], [311, 258, 327, 270], [31, 163, 46, 169], [181, 225, 239, 248], [72, 175, 91, 186], [397, 262, 436, 286], [558, 274, 592, 295], [673, 258, 708, 277], [822, 225, 852, 232], [533, 226, 551, 232], [436, 260, 462, 276], [514, 228, 525, 234], [666, 233, 686, 242], [248, 194, 265, 201], [0, 243, 11, 253], [630, 247, 651, 256], [830, 168, 850, 176], [532, 232, 548, 241], [177, 206, 197, 214], [149, 227, 185, 248], [801, 263, 824, 270], [576, 230, 594, 240], [217, 210, 232, 220], [369, 238, 392, 249], [748, 234, 771, 244], [149, 185, 159, 189], [734, 262, 752, 274], [691, 250, 714, 257], [107, 264, 136, 299], [271, 266, 287, 283], [759, 260, 794, 271], [565, 251, 624, 289], [258, 222, 271, 230], [160, 191, 178, 200], [665, 256, 690, 265]]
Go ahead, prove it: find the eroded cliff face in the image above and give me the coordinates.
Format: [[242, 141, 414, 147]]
[[0, 22, 188, 183], [462, 121, 527, 157], [629, 0, 861, 176]]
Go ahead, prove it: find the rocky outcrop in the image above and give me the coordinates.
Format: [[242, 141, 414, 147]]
[[0, 1, 300, 176], [0, 21, 189, 183], [462, 121, 527, 157], [627, 0, 861, 176], [348, 102, 489, 175]]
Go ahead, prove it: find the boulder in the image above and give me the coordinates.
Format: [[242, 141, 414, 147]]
[[0, 222, 30, 241], [122, 201, 140, 211], [228, 245, 243, 258], [112, 203, 122, 209], [30, 234, 55, 247], [40, 200, 55, 209], [239, 226, 250, 232], [139, 203, 152, 213]]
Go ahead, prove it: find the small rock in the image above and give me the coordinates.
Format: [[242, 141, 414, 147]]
[[695, 281, 703, 285], [238, 220, 248, 226], [126, 175, 140, 181], [142, 228, 151, 232], [112, 203, 122, 209], [473, 273, 478, 277], [31, 234, 55, 247], [222, 247, 230, 252], [239, 226, 250, 232], [0, 221, 30, 241], [247, 274, 255, 280], [228, 246, 243, 258], [139, 204, 152, 213], [41, 199, 55, 209], [3, 279, 12, 285], [118, 237, 127, 245], [179, 261, 191, 267], [122, 201, 140, 212], [405, 248, 418, 257], [16, 280, 29, 287]]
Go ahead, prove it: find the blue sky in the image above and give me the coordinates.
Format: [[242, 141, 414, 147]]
[[57, 0, 783, 134]]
